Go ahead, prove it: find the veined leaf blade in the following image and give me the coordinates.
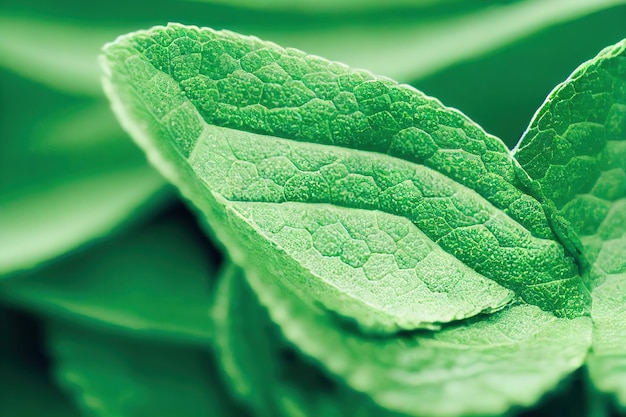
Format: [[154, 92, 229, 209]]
[[102, 23, 587, 333], [514, 39, 626, 405]]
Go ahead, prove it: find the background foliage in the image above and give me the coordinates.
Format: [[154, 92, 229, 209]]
[[1, 1, 625, 416]]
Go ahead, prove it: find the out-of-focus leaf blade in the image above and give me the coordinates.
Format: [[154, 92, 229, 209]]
[[0, 308, 81, 417], [514, 39, 626, 406], [181, 0, 465, 13], [1, 0, 621, 94], [46, 321, 244, 417], [212, 263, 399, 417], [1, 209, 216, 344], [0, 73, 168, 277], [0, 16, 124, 95]]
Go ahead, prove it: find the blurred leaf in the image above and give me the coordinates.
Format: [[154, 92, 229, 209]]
[[259, 0, 624, 82], [212, 263, 399, 417], [46, 321, 245, 417], [0, 72, 168, 276], [181, 0, 466, 13], [0, 16, 125, 95], [514, 39, 626, 408], [1, 208, 217, 344], [0, 307, 81, 417], [1, 0, 621, 95]]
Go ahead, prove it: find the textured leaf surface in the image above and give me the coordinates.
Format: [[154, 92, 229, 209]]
[[102, 23, 587, 334], [241, 253, 591, 417], [212, 263, 399, 417], [514, 39, 626, 405], [46, 321, 244, 417], [0, 211, 215, 344], [0, 74, 167, 277]]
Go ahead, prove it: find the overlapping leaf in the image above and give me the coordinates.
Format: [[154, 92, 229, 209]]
[[212, 263, 399, 417], [241, 252, 590, 417], [514, 39, 626, 406]]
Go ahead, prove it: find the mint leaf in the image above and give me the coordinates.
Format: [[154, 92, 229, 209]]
[[212, 263, 397, 417], [0, 71, 168, 276], [102, 23, 587, 334], [514, 39, 626, 406], [46, 321, 244, 417], [1, 212, 215, 344], [241, 255, 591, 417]]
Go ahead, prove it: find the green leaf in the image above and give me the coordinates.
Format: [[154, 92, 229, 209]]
[[241, 251, 591, 417], [46, 321, 244, 417], [102, 23, 587, 334], [0, 308, 81, 417], [514, 39, 626, 406], [0, 72, 168, 277], [1, 210, 216, 344], [212, 263, 399, 417]]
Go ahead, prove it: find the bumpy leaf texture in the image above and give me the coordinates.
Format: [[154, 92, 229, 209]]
[[102, 23, 588, 334], [515, 38, 626, 406]]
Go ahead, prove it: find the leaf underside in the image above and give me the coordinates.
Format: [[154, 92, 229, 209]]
[[242, 256, 591, 417], [102, 23, 588, 335]]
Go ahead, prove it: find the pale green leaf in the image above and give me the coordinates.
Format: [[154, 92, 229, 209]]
[[212, 263, 399, 417], [181, 0, 463, 13], [0, 16, 124, 95], [46, 321, 244, 417], [102, 24, 587, 334], [0, 76, 168, 277], [241, 251, 591, 417], [514, 39, 626, 406], [0, 211, 215, 344]]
